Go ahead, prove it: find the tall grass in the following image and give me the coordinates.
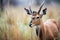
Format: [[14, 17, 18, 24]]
[[0, 5, 60, 40]]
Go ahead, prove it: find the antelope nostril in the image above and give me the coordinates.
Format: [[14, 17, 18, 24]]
[[29, 24, 32, 27]]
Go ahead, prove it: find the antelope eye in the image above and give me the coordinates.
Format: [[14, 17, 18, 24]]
[[32, 18, 35, 20], [36, 17, 39, 19]]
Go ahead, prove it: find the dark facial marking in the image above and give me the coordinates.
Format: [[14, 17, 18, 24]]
[[36, 17, 40, 19], [29, 20, 32, 27], [32, 17, 35, 20], [32, 11, 38, 16], [29, 23, 32, 27]]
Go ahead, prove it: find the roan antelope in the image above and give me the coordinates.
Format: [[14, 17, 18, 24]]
[[24, 2, 59, 40]]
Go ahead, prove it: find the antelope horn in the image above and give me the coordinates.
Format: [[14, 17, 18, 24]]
[[38, 0, 45, 14], [29, 6, 32, 14]]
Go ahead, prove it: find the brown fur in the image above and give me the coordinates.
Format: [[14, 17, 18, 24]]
[[24, 5, 59, 40], [30, 14, 59, 40], [44, 19, 59, 40]]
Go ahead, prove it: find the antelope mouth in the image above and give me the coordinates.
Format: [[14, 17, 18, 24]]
[[29, 24, 35, 27]]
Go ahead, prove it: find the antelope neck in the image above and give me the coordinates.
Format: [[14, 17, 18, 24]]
[[39, 19, 44, 28]]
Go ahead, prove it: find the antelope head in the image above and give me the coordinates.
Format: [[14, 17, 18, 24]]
[[24, 2, 47, 28]]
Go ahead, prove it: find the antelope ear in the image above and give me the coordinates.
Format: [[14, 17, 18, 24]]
[[24, 8, 31, 15], [42, 8, 47, 15]]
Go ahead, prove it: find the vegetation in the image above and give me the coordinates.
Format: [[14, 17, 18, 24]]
[[0, 5, 60, 40]]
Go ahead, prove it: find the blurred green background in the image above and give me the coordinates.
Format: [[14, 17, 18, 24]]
[[0, 0, 60, 40]]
